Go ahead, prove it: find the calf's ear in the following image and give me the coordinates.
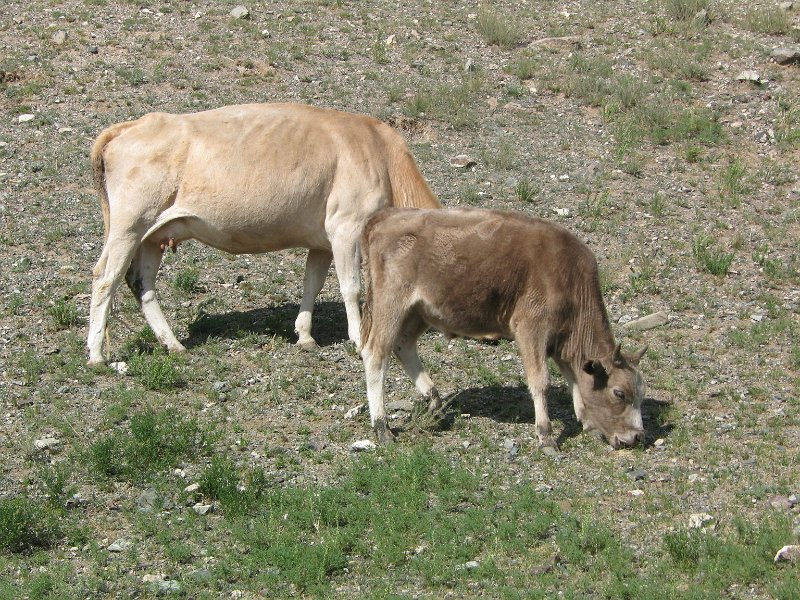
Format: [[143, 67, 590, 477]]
[[583, 360, 606, 376], [629, 345, 648, 366]]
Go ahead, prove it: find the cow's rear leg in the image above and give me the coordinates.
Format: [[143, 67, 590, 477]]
[[87, 234, 140, 366], [126, 240, 185, 354], [516, 331, 557, 454], [393, 315, 440, 413], [294, 249, 333, 350]]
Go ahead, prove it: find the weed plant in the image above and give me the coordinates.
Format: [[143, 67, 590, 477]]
[[693, 235, 734, 276]]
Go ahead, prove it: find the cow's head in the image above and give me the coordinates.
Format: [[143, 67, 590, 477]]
[[579, 343, 647, 449]]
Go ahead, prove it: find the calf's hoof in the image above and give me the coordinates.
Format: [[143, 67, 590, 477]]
[[166, 342, 187, 353], [425, 389, 443, 413], [87, 357, 106, 368], [539, 437, 560, 457], [374, 420, 397, 445]]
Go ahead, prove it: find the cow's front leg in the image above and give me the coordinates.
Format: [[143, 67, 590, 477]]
[[329, 227, 362, 350]]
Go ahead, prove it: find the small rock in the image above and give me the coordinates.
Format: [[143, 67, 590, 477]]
[[351, 439, 376, 452], [306, 437, 327, 452], [52, 30, 66, 45], [192, 503, 213, 515], [736, 70, 760, 83], [502, 438, 519, 457], [142, 574, 163, 584], [344, 404, 366, 420], [213, 381, 231, 394], [628, 469, 647, 481], [628, 489, 644, 497], [450, 154, 477, 169], [458, 560, 480, 570], [136, 488, 158, 513], [109, 361, 128, 375], [230, 6, 250, 19], [461, 440, 471, 449], [33, 438, 60, 450], [108, 538, 130, 552], [771, 47, 800, 66], [386, 399, 414, 412], [778, 1, 794, 10], [18, 114, 35, 123], [693, 9, 709, 26], [754, 130, 770, 144], [768, 495, 796, 511], [156, 581, 181, 594], [553, 207, 570, 217], [88, 45, 98, 54], [534, 483, 552, 493], [464, 58, 476, 72], [654, 438, 665, 448], [530, 554, 560, 575], [184, 483, 200, 493], [688, 513, 714, 530], [187, 569, 213, 583], [623, 311, 669, 331], [774, 545, 800, 564]]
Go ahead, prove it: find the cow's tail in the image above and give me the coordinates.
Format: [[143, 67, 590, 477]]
[[91, 121, 137, 242], [387, 138, 441, 209], [359, 224, 376, 350]]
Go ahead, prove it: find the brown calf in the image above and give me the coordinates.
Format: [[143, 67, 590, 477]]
[[359, 207, 647, 451]]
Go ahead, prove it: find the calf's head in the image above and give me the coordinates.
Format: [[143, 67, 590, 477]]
[[579, 344, 647, 449]]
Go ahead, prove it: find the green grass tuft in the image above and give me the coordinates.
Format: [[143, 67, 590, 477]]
[[0, 497, 62, 554], [693, 235, 734, 276]]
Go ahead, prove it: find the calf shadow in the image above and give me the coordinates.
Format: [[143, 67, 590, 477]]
[[183, 301, 349, 349], [429, 384, 673, 449]]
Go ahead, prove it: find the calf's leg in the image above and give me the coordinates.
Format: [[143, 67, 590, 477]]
[[361, 342, 394, 444], [516, 332, 557, 452], [87, 233, 140, 365], [125, 240, 185, 354], [392, 315, 440, 412], [294, 249, 333, 350]]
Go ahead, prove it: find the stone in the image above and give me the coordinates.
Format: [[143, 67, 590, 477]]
[[688, 513, 714, 530], [771, 47, 800, 66], [623, 311, 669, 331], [306, 437, 327, 452], [52, 30, 66, 45], [450, 155, 477, 169], [136, 488, 158, 513], [553, 207, 570, 217], [736, 70, 760, 83], [18, 114, 35, 123], [108, 538, 130, 552], [213, 381, 231, 394], [184, 483, 200, 493], [351, 439, 376, 452], [344, 404, 366, 420], [109, 361, 128, 375], [628, 469, 647, 481], [230, 6, 250, 19], [774, 545, 800, 564], [33, 437, 60, 450], [768, 495, 796, 510], [693, 9, 709, 26], [386, 399, 414, 412], [458, 560, 480, 570], [778, 2, 794, 10], [192, 503, 213, 515]]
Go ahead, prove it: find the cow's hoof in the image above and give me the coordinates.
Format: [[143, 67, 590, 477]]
[[87, 358, 106, 368], [296, 339, 319, 352], [166, 342, 187, 353], [539, 438, 560, 456]]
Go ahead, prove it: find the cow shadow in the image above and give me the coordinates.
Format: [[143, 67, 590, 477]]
[[428, 384, 673, 449], [183, 301, 349, 349]]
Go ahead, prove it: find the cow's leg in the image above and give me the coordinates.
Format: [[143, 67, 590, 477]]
[[328, 226, 362, 350], [393, 315, 440, 412], [87, 233, 140, 365], [294, 249, 333, 350], [125, 239, 185, 354], [516, 332, 557, 453]]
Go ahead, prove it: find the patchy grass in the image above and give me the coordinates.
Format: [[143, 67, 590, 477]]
[[0, 498, 62, 554], [693, 235, 735, 276]]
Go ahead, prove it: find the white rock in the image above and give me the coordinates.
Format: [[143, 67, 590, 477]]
[[628, 489, 644, 497], [450, 155, 477, 169], [33, 437, 60, 450], [688, 513, 714, 529], [553, 207, 570, 217], [774, 545, 800, 563], [108, 538, 130, 552], [184, 483, 200, 493], [230, 6, 250, 19], [736, 70, 760, 83], [52, 30, 66, 45], [18, 114, 35, 123], [192, 503, 213, 515], [344, 404, 366, 420], [350, 439, 376, 452], [623, 311, 669, 331], [109, 361, 128, 375]]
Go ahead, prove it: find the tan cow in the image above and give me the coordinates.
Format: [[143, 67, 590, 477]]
[[360, 207, 648, 451], [87, 103, 440, 366]]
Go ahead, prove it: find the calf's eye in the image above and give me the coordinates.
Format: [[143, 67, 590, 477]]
[[613, 389, 626, 401]]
